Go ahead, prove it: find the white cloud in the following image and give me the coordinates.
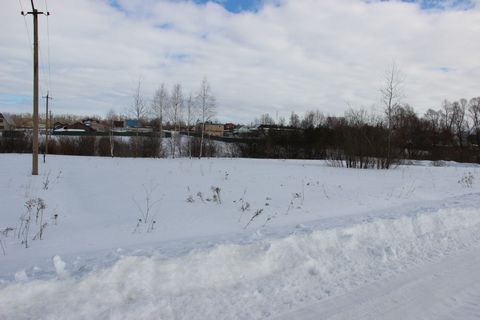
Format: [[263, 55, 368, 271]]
[[1, 0, 479, 123]]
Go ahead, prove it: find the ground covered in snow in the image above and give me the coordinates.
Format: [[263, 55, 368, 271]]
[[0, 154, 480, 319]]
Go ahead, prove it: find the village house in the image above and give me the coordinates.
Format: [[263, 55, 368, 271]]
[[0, 113, 16, 131], [82, 118, 106, 132], [198, 122, 224, 137], [54, 122, 94, 132], [223, 123, 236, 137]]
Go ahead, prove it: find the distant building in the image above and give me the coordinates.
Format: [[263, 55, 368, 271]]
[[257, 124, 297, 135], [198, 123, 224, 137], [113, 120, 125, 129], [54, 122, 94, 132], [223, 123, 237, 137], [0, 113, 16, 131], [235, 126, 250, 135], [224, 123, 236, 131], [82, 118, 106, 132], [125, 119, 141, 128], [53, 122, 68, 130]]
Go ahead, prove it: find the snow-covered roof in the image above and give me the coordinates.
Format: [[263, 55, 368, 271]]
[[53, 128, 86, 132], [0, 112, 16, 126]]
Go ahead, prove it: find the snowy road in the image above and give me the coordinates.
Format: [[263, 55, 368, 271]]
[[276, 244, 480, 320]]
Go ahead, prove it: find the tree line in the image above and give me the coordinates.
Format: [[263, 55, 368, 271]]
[[2, 67, 479, 165], [238, 97, 480, 166], [125, 77, 216, 158], [1, 78, 218, 159]]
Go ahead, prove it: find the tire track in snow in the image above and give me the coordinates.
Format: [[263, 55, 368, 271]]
[[275, 243, 480, 320]]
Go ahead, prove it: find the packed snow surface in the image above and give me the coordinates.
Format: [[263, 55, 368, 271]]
[[0, 154, 480, 319]]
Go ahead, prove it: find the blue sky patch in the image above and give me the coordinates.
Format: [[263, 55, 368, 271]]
[[193, 0, 263, 13], [196, 0, 476, 13], [0, 93, 30, 105], [108, 0, 125, 12], [171, 53, 189, 61], [399, 0, 475, 10], [439, 67, 453, 73], [154, 23, 174, 30], [107, 0, 477, 15]]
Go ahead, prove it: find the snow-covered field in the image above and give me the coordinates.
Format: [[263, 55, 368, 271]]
[[1, 154, 480, 319]]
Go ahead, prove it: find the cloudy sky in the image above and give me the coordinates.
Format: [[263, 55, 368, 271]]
[[1, 0, 479, 123]]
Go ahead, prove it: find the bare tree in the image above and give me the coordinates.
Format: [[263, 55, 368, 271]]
[[196, 78, 216, 158], [130, 79, 147, 121], [468, 97, 480, 146], [380, 62, 404, 168], [259, 113, 275, 125], [168, 83, 184, 158], [451, 99, 468, 148], [441, 99, 454, 132], [301, 110, 324, 129], [185, 93, 198, 158], [424, 109, 441, 132], [151, 84, 168, 157], [106, 109, 118, 157], [289, 112, 301, 128], [129, 79, 147, 157]]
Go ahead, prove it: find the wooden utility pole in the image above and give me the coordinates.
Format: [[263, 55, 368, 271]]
[[22, 1, 49, 175], [42, 92, 53, 163]]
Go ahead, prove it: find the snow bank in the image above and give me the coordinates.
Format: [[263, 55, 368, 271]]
[[1, 207, 479, 320]]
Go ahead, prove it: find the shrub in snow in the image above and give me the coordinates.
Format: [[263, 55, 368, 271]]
[[211, 186, 221, 204], [263, 211, 278, 227], [234, 189, 250, 222], [286, 192, 303, 215], [133, 218, 143, 234], [18, 199, 35, 248], [35, 198, 46, 225], [0, 239, 5, 256], [16, 198, 55, 249], [458, 172, 474, 188], [42, 171, 51, 190], [133, 183, 160, 229], [244, 209, 263, 229], [432, 160, 446, 167], [1, 227, 14, 237], [147, 220, 156, 233], [53, 213, 59, 225]]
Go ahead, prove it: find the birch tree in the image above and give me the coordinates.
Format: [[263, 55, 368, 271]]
[[168, 83, 184, 158], [106, 109, 118, 157], [469, 97, 480, 146], [451, 99, 467, 148], [196, 78, 216, 158], [185, 93, 197, 158], [130, 79, 146, 157], [130, 79, 147, 121], [380, 62, 404, 168], [151, 84, 168, 156]]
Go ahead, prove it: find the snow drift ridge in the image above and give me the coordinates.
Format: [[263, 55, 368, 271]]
[[1, 207, 480, 319]]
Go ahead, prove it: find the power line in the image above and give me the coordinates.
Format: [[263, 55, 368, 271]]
[[39, 36, 48, 95], [18, 0, 33, 55], [44, 0, 52, 92]]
